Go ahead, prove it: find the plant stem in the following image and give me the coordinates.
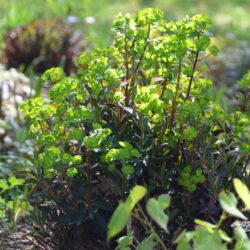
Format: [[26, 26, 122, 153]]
[[130, 25, 151, 103], [134, 25, 151, 74], [160, 79, 167, 99], [185, 50, 199, 100], [85, 149, 92, 208], [171, 59, 182, 126], [124, 26, 130, 106], [137, 204, 168, 250], [215, 212, 226, 230], [157, 115, 168, 150]]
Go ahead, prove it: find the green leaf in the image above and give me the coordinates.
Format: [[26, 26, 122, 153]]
[[218, 229, 231, 243], [233, 178, 250, 210], [136, 8, 164, 26], [107, 202, 130, 240], [177, 238, 192, 250], [107, 163, 116, 172], [182, 126, 198, 141], [208, 45, 219, 56], [196, 36, 211, 51], [108, 186, 147, 240], [0, 179, 9, 191], [8, 176, 25, 188], [158, 194, 171, 210], [102, 142, 141, 164], [68, 128, 84, 141], [83, 128, 111, 149], [72, 155, 82, 164], [137, 234, 157, 250], [146, 198, 169, 231], [121, 165, 135, 175], [195, 227, 226, 250], [234, 227, 250, 250], [67, 167, 78, 177], [194, 219, 216, 233], [127, 185, 147, 209], [219, 191, 247, 220], [42, 67, 64, 83], [116, 234, 133, 250]]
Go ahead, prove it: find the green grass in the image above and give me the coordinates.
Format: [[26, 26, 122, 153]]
[[0, 0, 250, 48]]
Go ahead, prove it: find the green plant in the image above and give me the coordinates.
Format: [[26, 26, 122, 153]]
[[0, 65, 34, 224], [21, 8, 249, 249], [108, 178, 250, 249], [0, 176, 31, 221]]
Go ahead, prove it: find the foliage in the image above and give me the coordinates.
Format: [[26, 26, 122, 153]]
[[0, 0, 250, 46], [21, 8, 250, 249], [0, 176, 31, 220], [0, 65, 34, 223], [3, 19, 83, 74], [108, 178, 250, 249]]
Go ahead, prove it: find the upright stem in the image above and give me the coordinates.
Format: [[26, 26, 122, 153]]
[[170, 59, 182, 126], [116, 105, 121, 131], [160, 79, 167, 99], [160, 60, 170, 99], [85, 149, 92, 208], [124, 26, 130, 106], [130, 24, 151, 104], [157, 115, 168, 150], [137, 204, 168, 250], [134, 25, 151, 74], [185, 50, 199, 100]]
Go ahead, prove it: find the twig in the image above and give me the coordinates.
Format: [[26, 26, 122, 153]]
[[124, 26, 130, 106], [185, 49, 199, 100], [170, 59, 182, 126], [137, 204, 168, 250], [134, 25, 151, 74]]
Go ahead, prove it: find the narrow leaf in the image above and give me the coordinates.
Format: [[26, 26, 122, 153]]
[[107, 202, 130, 240]]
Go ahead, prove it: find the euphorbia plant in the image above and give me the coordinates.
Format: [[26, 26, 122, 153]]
[[21, 8, 249, 248]]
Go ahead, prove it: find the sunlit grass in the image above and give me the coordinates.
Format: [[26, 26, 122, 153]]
[[0, 0, 249, 47]]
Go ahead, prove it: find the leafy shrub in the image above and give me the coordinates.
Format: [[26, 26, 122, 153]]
[[108, 178, 250, 249], [21, 8, 250, 249], [3, 19, 84, 74]]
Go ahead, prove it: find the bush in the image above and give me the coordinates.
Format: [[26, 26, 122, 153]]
[[21, 8, 250, 249], [108, 178, 250, 249], [3, 19, 84, 74]]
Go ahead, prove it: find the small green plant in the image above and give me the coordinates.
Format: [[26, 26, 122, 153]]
[[0, 65, 34, 225], [21, 8, 250, 248], [177, 166, 205, 192], [0, 176, 31, 220]]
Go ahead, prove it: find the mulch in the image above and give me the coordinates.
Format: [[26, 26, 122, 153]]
[[0, 221, 38, 250]]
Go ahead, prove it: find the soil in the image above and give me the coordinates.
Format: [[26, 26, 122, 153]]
[[0, 221, 37, 250]]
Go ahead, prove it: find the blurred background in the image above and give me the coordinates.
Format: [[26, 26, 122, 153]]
[[0, 0, 250, 82]]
